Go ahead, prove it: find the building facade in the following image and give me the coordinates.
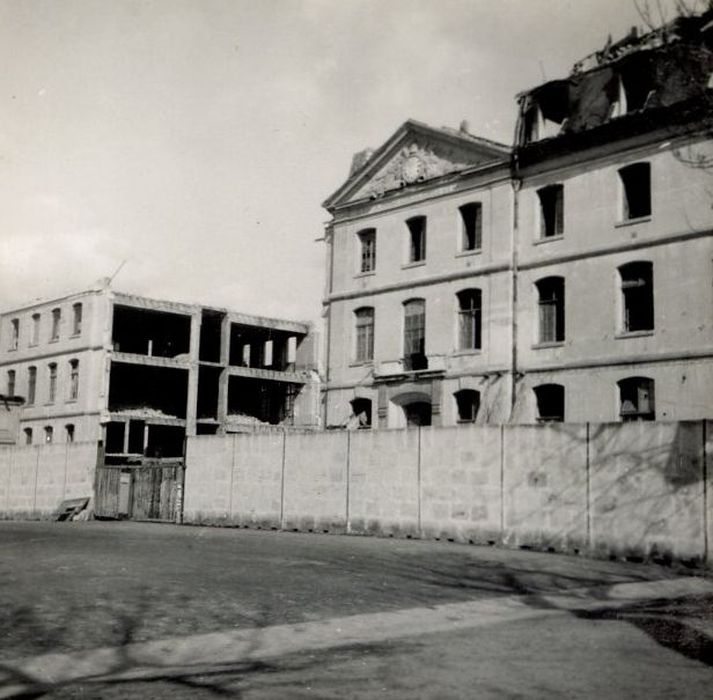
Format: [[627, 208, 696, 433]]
[[322, 14, 713, 428], [0, 282, 319, 457]]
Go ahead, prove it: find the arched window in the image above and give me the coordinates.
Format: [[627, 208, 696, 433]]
[[457, 289, 482, 351], [403, 299, 427, 370], [534, 384, 565, 422], [350, 398, 372, 429], [357, 228, 376, 273], [619, 261, 653, 332], [454, 389, 480, 423], [354, 307, 374, 363], [536, 277, 565, 343], [618, 377, 655, 421]]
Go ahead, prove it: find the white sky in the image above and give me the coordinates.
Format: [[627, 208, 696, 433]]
[[0, 0, 692, 325]]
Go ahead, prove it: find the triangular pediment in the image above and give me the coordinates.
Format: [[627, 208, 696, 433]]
[[324, 120, 510, 211]]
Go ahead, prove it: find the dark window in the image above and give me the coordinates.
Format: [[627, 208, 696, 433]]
[[620, 163, 651, 219], [620, 261, 654, 332], [457, 289, 482, 350], [44, 426, 53, 444], [459, 203, 482, 251], [455, 389, 480, 423], [534, 384, 565, 422], [618, 377, 655, 421], [407, 216, 426, 263], [350, 398, 372, 429], [10, 319, 19, 350], [358, 229, 376, 273], [403, 299, 427, 370], [354, 307, 374, 363], [48, 363, 57, 403], [24, 428, 32, 445], [536, 277, 565, 343], [72, 303, 83, 336], [51, 308, 61, 341], [31, 313, 40, 346], [27, 366, 37, 405], [6, 370, 15, 397], [537, 185, 564, 238], [404, 401, 431, 427], [65, 424, 75, 443], [69, 359, 79, 400]]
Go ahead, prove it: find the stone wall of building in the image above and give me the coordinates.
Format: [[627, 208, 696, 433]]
[[183, 421, 712, 566]]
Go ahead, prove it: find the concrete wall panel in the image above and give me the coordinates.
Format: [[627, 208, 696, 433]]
[[183, 435, 233, 522]]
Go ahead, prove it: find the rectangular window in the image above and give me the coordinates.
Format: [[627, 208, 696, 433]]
[[69, 360, 79, 400], [620, 262, 654, 332], [10, 319, 19, 350], [619, 377, 655, 421], [24, 428, 33, 445], [455, 390, 480, 423], [44, 426, 53, 443], [358, 229, 376, 273], [459, 203, 482, 251], [620, 163, 651, 220], [72, 303, 83, 336], [538, 185, 564, 238], [31, 313, 40, 346], [355, 308, 374, 363], [51, 308, 61, 341], [457, 290, 482, 350], [407, 216, 426, 263], [403, 299, 427, 370], [27, 367, 37, 405], [65, 424, 75, 443], [534, 384, 565, 422], [48, 363, 57, 403], [6, 370, 15, 397], [537, 277, 565, 343]]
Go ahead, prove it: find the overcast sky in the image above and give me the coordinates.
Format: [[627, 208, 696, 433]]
[[0, 0, 692, 324]]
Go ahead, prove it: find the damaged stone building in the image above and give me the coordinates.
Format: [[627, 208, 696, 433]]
[[0, 281, 319, 457], [322, 11, 713, 427]]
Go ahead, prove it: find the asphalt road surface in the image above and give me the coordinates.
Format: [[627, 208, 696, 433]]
[[0, 521, 711, 699]]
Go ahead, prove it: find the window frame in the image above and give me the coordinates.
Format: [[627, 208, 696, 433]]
[[27, 366, 37, 405], [50, 308, 61, 342], [31, 313, 40, 346], [6, 370, 16, 397], [354, 307, 375, 364], [454, 389, 480, 423], [69, 359, 79, 401], [533, 384, 565, 423], [618, 376, 655, 421], [357, 228, 376, 274], [535, 277, 565, 344], [619, 261, 654, 334], [458, 202, 483, 252], [10, 319, 19, 350], [619, 162, 651, 221], [403, 298, 427, 370], [536, 184, 564, 240], [457, 289, 482, 351], [72, 303, 83, 336], [48, 362, 58, 404], [350, 398, 372, 429], [406, 216, 427, 264]]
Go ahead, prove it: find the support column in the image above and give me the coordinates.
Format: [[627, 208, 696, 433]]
[[185, 311, 201, 438], [217, 316, 231, 435]]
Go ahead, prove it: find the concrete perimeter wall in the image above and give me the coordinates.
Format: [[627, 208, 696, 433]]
[[0, 441, 98, 519], [184, 421, 712, 567]]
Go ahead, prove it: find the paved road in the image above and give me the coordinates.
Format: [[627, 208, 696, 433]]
[[0, 521, 711, 698]]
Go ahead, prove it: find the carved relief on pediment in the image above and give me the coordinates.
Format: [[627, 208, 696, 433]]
[[351, 139, 480, 201]]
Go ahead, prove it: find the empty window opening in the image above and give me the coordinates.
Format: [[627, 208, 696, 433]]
[[69, 359, 79, 400], [227, 376, 299, 426], [403, 299, 427, 371], [48, 363, 57, 403], [618, 377, 655, 421], [145, 425, 184, 458], [23, 427, 32, 445], [287, 336, 297, 366], [229, 324, 299, 371], [197, 423, 219, 435], [10, 319, 19, 350], [358, 229, 376, 273], [534, 384, 565, 422], [620, 162, 651, 220], [459, 203, 482, 251], [197, 365, 221, 420], [620, 261, 654, 332], [6, 370, 15, 397], [406, 216, 427, 263], [350, 398, 372, 429], [27, 367, 37, 405], [65, 424, 75, 443], [404, 401, 432, 427], [537, 185, 564, 238], [264, 340, 273, 367], [51, 308, 61, 341], [536, 277, 565, 343], [128, 420, 146, 454], [105, 422, 126, 454], [44, 426, 53, 443], [112, 305, 191, 358], [354, 307, 374, 363], [31, 314, 40, 346], [455, 389, 480, 423], [457, 289, 482, 351], [108, 362, 188, 419], [199, 310, 225, 363], [72, 303, 83, 336]]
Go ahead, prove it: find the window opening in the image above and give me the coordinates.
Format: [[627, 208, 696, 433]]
[[65, 424, 75, 443], [27, 367, 37, 405], [618, 377, 655, 421], [44, 426, 53, 443], [457, 289, 482, 351], [350, 398, 372, 429], [403, 299, 427, 371], [24, 428, 32, 445], [69, 359, 79, 400], [620, 162, 651, 220], [10, 319, 19, 350], [406, 216, 426, 263], [72, 303, 83, 336], [48, 363, 57, 403], [536, 277, 565, 343], [6, 370, 15, 397], [459, 203, 482, 251], [358, 229, 376, 273], [537, 185, 564, 238], [534, 384, 565, 422], [354, 307, 374, 363], [51, 308, 61, 341], [620, 261, 654, 332], [31, 314, 40, 346], [455, 389, 480, 423]]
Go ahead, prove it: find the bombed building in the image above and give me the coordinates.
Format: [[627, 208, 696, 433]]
[[321, 10, 713, 427], [0, 282, 320, 459]]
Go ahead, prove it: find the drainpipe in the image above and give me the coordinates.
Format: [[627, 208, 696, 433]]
[[510, 156, 522, 422], [323, 222, 335, 428]]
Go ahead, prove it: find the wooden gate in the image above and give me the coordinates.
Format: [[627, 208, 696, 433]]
[[95, 461, 182, 522]]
